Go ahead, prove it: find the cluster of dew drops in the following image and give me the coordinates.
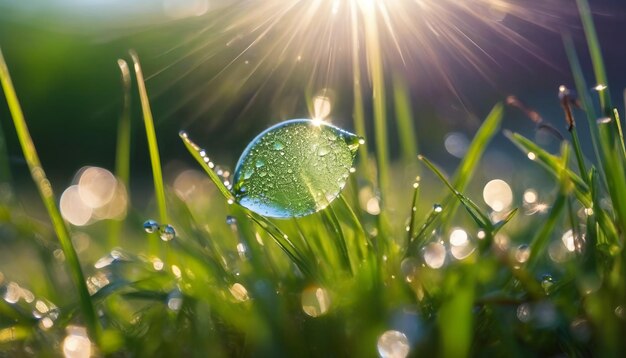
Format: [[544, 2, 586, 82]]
[[143, 220, 176, 241]]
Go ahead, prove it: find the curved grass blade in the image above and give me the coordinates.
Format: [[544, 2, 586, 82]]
[[130, 50, 168, 224], [179, 131, 235, 202], [0, 48, 100, 341], [108, 59, 133, 246], [419, 155, 492, 230]]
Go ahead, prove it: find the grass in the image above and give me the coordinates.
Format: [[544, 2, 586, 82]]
[[1, 0, 626, 356]]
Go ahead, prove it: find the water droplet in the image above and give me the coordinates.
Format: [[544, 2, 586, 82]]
[[167, 289, 183, 311], [514, 244, 530, 263], [301, 285, 331, 317], [232, 119, 359, 217], [377, 330, 410, 358], [143, 220, 159, 233], [317, 145, 331, 156], [527, 152, 536, 160], [597, 117, 612, 124], [541, 274, 554, 293], [433, 204, 443, 213], [517, 303, 532, 322], [159, 225, 176, 241]]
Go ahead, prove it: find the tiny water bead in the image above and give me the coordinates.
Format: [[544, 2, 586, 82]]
[[143, 221, 177, 241], [232, 119, 361, 218], [377, 330, 410, 358], [143, 220, 159, 233], [541, 274, 554, 293]]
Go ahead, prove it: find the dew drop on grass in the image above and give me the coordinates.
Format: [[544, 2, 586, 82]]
[[433, 204, 443, 213], [377, 330, 410, 358], [143, 220, 159, 233], [232, 119, 360, 218], [541, 274, 554, 293], [159, 225, 176, 241]]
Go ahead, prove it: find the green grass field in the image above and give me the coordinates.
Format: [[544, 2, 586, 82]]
[[1, 0, 626, 356]]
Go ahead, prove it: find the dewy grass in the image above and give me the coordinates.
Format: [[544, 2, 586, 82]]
[[0, 48, 100, 341], [2, 1, 626, 356]]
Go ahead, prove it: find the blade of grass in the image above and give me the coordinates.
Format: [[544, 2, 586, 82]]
[[361, 1, 389, 200], [419, 155, 492, 231], [0, 48, 100, 340], [575, 0, 611, 115], [393, 73, 418, 162], [179, 131, 235, 202], [130, 51, 168, 225], [440, 103, 503, 226], [350, 0, 370, 179], [108, 59, 133, 247]]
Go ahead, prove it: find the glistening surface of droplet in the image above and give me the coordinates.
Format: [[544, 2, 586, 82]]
[[232, 119, 360, 218]]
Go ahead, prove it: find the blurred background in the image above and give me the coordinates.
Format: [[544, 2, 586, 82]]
[[0, 0, 626, 208]]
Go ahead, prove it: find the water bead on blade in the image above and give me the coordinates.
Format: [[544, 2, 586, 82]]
[[143, 220, 159, 233], [232, 119, 361, 218]]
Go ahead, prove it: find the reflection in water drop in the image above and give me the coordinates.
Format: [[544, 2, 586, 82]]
[[62, 326, 91, 358], [301, 286, 331, 317], [377, 330, 410, 358], [423, 242, 446, 269], [433, 204, 443, 213]]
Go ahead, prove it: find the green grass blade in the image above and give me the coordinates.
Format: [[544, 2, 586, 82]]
[[419, 155, 492, 230], [406, 178, 420, 244], [108, 59, 133, 246], [575, 0, 611, 115], [393, 73, 418, 162], [451, 103, 503, 190], [562, 34, 604, 167], [439, 269, 475, 358], [362, 3, 389, 200], [440, 103, 503, 225], [130, 50, 168, 224], [114, 59, 132, 191], [179, 131, 235, 202], [0, 48, 100, 341], [349, 2, 369, 178], [527, 192, 566, 270]]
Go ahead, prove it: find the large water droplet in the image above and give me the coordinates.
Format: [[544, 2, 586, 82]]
[[232, 119, 360, 218], [377, 330, 410, 358]]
